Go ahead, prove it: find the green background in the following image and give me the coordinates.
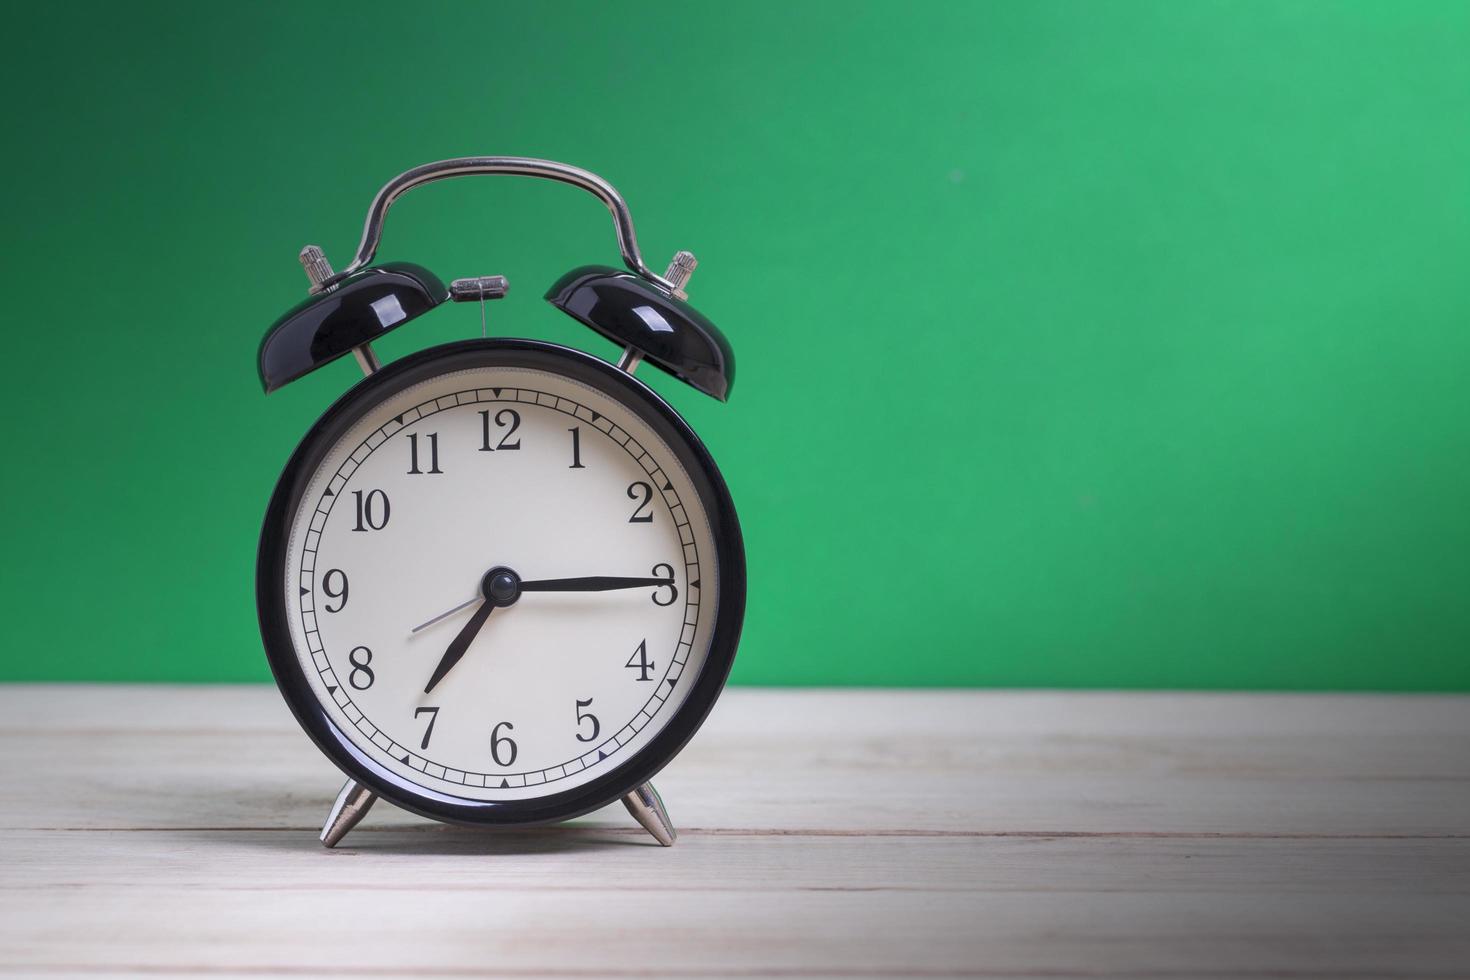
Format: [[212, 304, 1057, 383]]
[[2, 2, 1466, 689]]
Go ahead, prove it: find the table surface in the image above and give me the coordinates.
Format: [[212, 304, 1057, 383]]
[[1, 686, 1466, 978]]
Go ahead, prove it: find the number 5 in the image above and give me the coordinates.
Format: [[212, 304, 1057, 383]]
[[575, 698, 600, 743]]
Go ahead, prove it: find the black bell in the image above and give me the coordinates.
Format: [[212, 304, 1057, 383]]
[[545, 265, 735, 401], [258, 262, 448, 393]]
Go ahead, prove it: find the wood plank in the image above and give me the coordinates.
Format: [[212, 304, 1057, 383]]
[[2, 884, 1466, 976], [1, 687, 1465, 836], [1, 686, 1467, 977], [4, 830, 1467, 895]]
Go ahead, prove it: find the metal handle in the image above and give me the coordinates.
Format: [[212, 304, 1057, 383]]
[[328, 157, 675, 292]]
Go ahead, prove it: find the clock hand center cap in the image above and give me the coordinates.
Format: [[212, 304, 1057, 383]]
[[482, 566, 521, 606]]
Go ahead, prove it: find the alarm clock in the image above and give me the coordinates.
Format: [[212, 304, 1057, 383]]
[[255, 157, 745, 848]]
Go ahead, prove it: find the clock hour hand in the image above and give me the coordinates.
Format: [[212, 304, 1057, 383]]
[[421, 567, 521, 694], [422, 599, 493, 695], [518, 575, 674, 593]]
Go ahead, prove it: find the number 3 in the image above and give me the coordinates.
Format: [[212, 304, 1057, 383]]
[[651, 563, 678, 606]]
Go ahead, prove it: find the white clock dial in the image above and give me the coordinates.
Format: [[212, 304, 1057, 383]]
[[280, 364, 719, 801]]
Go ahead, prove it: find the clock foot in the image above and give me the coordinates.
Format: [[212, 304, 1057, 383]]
[[320, 778, 377, 848], [621, 781, 676, 846]]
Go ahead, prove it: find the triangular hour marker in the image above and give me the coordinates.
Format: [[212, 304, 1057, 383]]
[[591, 411, 600, 421], [662, 480, 672, 491], [324, 487, 334, 496], [500, 778, 509, 788], [326, 686, 337, 696], [598, 750, 608, 760], [666, 678, 676, 689], [492, 388, 501, 397], [394, 414, 402, 424], [300, 586, 309, 596], [691, 580, 700, 589], [400, 755, 411, 764]]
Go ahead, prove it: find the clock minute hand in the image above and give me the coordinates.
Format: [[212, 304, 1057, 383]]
[[518, 575, 674, 593], [409, 574, 673, 636]]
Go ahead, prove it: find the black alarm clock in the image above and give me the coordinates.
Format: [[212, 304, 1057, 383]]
[[255, 158, 745, 848]]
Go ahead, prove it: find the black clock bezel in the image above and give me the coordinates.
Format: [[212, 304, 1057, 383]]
[[256, 338, 746, 827]]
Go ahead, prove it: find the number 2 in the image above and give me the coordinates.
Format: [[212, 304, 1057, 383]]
[[627, 482, 653, 523]]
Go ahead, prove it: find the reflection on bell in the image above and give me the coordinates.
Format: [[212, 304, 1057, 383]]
[[546, 265, 735, 401]]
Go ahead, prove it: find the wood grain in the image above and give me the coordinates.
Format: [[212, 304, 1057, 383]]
[[0, 686, 1466, 978]]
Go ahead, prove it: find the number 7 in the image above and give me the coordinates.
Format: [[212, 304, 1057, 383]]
[[414, 706, 440, 750]]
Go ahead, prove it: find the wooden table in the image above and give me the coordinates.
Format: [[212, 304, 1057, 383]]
[[1, 686, 1466, 978]]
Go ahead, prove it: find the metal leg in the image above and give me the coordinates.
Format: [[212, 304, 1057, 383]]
[[320, 779, 377, 848], [622, 781, 676, 846]]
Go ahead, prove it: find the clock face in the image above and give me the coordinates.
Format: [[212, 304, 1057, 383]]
[[259, 342, 742, 821]]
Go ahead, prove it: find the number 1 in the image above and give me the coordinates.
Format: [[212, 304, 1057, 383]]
[[568, 427, 585, 469]]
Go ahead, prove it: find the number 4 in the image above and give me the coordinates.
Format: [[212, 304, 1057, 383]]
[[625, 639, 654, 682]]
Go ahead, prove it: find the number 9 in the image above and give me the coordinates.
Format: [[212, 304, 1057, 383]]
[[322, 568, 349, 613]]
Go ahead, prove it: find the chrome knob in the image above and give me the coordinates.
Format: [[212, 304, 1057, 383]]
[[663, 250, 697, 301], [299, 245, 335, 294], [449, 275, 510, 302]]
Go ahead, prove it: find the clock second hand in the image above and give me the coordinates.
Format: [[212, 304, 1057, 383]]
[[409, 574, 675, 635], [410, 596, 482, 635]]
